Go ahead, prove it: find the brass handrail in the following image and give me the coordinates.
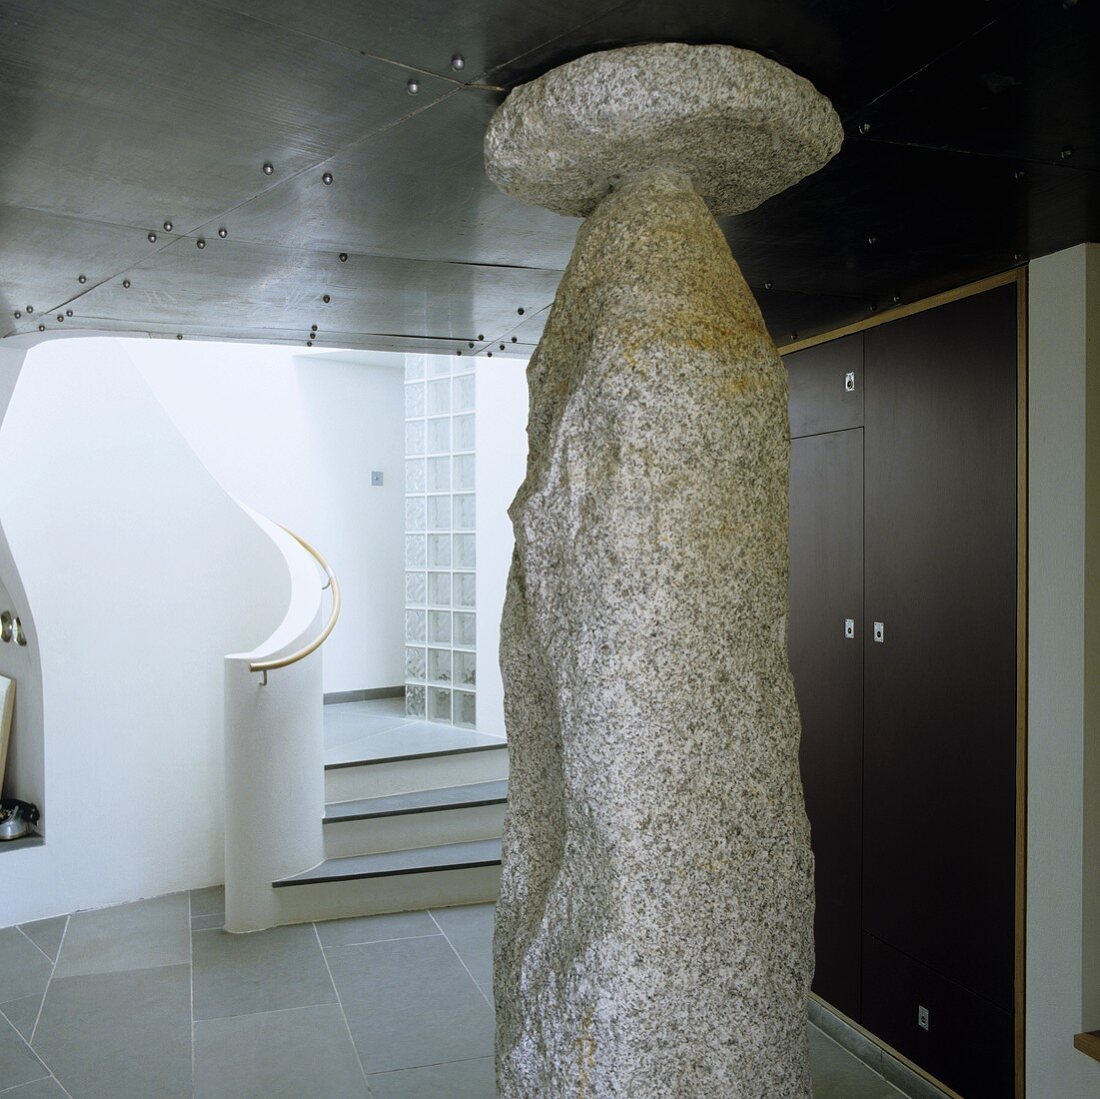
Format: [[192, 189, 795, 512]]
[[250, 525, 340, 682]]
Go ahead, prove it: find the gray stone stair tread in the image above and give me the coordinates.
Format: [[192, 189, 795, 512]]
[[273, 838, 503, 887], [325, 780, 509, 822], [325, 737, 507, 771]]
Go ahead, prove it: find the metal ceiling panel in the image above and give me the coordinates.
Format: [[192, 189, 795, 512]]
[[200, 0, 626, 83], [8, 233, 563, 346], [855, 0, 1100, 171], [222, 88, 579, 269], [0, 0, 452, 233]]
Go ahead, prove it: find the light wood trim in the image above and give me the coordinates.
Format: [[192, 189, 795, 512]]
[[811, 993, 965, 1099], [780, 268, 1021, 357], [249, 526, 341, 675], [1014, 268, 1029, 1099], [788, 269, 1030, 1096], [1074, 1030, 1100, 1063]]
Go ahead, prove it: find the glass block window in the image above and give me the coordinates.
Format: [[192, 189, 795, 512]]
[[405, 352, 476, 726]]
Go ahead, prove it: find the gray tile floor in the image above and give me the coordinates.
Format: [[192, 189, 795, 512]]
[[323, 697, 505, 768], [0, 891, 910, 1098]]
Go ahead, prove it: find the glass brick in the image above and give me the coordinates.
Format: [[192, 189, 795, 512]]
[[453, 414, 475, 451], [405, 420, 426, 456], [427, 496, 451, 531], [405, 496, 426, 532], [428, 610, 452, 644], [405, 534, 426, 568], [405, 457, 426, 493], [453, 572, 476, 608], [454, 494, 475, 531], [454, 612, 476, 647], [405, 571, 426, 605], [405, 646, 426, 680], [427, 416, 450, 453], [428, 648, 452, 683], [405, 381, 426, 418], [453, 533, 476, 569], [428, 533, 451, 568], [453, 453, 475, 491], [427, 378, 451, 415], [454, 650, 476, 687], [427, 455, 451, 492], [428, 355, 452, 378], [429, 687, 452, 723], [454, 691, 476, 728], [428, 572, 451, 606], [405, 355, 425, 382], [405, 684, 425, 717], [453, 373, 475, 412], [405, 609, 425, 643]]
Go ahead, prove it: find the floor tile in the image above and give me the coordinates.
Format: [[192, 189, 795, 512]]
[[326, 934, 494, 1074], [17, 917, 67, 963], [0, 1078, 69, 1098], [0, 1014, 50, 1091], [192, 924, 336, 1021], [54, 893, 190, 979], [431, 903, 495, 1000], [0, 993, 43, 1041], [315, 910, 440, 948], [194, 1003, 367, 1098], [809, 1025, 906, 1098], [367, 1055, 495, 1098], [190, 886, 225, 918], [32, 964, 191, 1099], [0, 928, 53, 1008]]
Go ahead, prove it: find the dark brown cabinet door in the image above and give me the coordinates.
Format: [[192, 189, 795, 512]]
[[861, 286, 1017, 1090], [789, 415, 864, 1015]]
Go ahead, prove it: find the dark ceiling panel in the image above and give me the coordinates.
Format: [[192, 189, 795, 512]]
[[0, 0, 451, 232], [6, 234, 562, 347], [855, 0, 1100, 170], [199, 0, 628, 83], [486, 0, 1021, 118], [0, 207, 180, 339], [222, 88, 581, 269]]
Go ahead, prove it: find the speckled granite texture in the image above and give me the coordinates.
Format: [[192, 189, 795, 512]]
[[489, 43, 839, 1099], [485, 42, 842, 219]]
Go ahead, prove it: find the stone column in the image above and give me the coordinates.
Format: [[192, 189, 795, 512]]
[[485, 44, 842, 1098]]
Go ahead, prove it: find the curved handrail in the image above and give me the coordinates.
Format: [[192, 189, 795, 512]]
[[250, 525, 340, 678]]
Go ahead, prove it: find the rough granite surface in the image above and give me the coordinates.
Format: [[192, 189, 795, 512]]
[[494, 167, 815, 1097], [485, 42, 843, 218]]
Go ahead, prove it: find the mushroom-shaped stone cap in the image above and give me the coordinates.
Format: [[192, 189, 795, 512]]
[[485, 42, 843, 219]]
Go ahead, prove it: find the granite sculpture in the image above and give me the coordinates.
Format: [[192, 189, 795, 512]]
[[485, 43, 843, 1097]]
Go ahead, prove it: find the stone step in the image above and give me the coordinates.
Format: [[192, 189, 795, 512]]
[[324, 742, 509, 803], [322, 780, 508, 858]]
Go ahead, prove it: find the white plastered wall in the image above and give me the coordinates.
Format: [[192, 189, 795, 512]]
[[1026, 243, 1100, 1096]]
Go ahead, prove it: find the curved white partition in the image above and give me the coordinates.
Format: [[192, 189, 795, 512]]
[[223, 509, 326, 932]]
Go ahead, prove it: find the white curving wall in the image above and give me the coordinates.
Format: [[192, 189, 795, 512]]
[[0, 338, 291, 927]]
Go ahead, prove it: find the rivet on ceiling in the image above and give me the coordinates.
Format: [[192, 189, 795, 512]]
[[306, 340, 313, 347], [500, 344, 505, 350], [892, 294, 900, 303], [790, 332, 798, 341], [456, 349, 463, 356], [406, 78, 421, 95], [26, 305, 33, 313], [487, 351, 493, 357], [164, 220, 174, 232], [468, 342, 474, 348], [858, 122, 871, 135], [517, 307, 525, 315], [66, 309, 73, 317], [147, 231, 158, 243], [764, 280, 773, 290], [218, 227, 228, 239], [866, 235, 877, 245], [197, 238, 206, 249], [57, 314, 64, 322], [37, 324, 45, 332], [1014, 169, 1026, 180], [451, 54, 465, 71], [262, 162, 275, 175], [1014, 252, 1024, 262], [177, 334, 183, 340], [123, 279, 131, 288], [869, 303, 878, 312], [511, 337, 517, 343], [1060, 145, 1074, 160], [339, 253, 348, 262], [311, 324, 318, 331], [323, 294, 331, 303], [78, 275, 87, 284], [13, 311, 20, 319], [322, 172, 333, 185], [477, 333, 484, 340]]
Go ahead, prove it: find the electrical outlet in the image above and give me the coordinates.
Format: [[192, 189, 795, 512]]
[[844, 618, 855, 639], [370, 470, 384, 486], [918, 1005, 930, 1031], [845, 370, 856, 393]]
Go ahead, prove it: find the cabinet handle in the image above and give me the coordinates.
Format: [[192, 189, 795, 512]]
[[873, 621, 885, 643]]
